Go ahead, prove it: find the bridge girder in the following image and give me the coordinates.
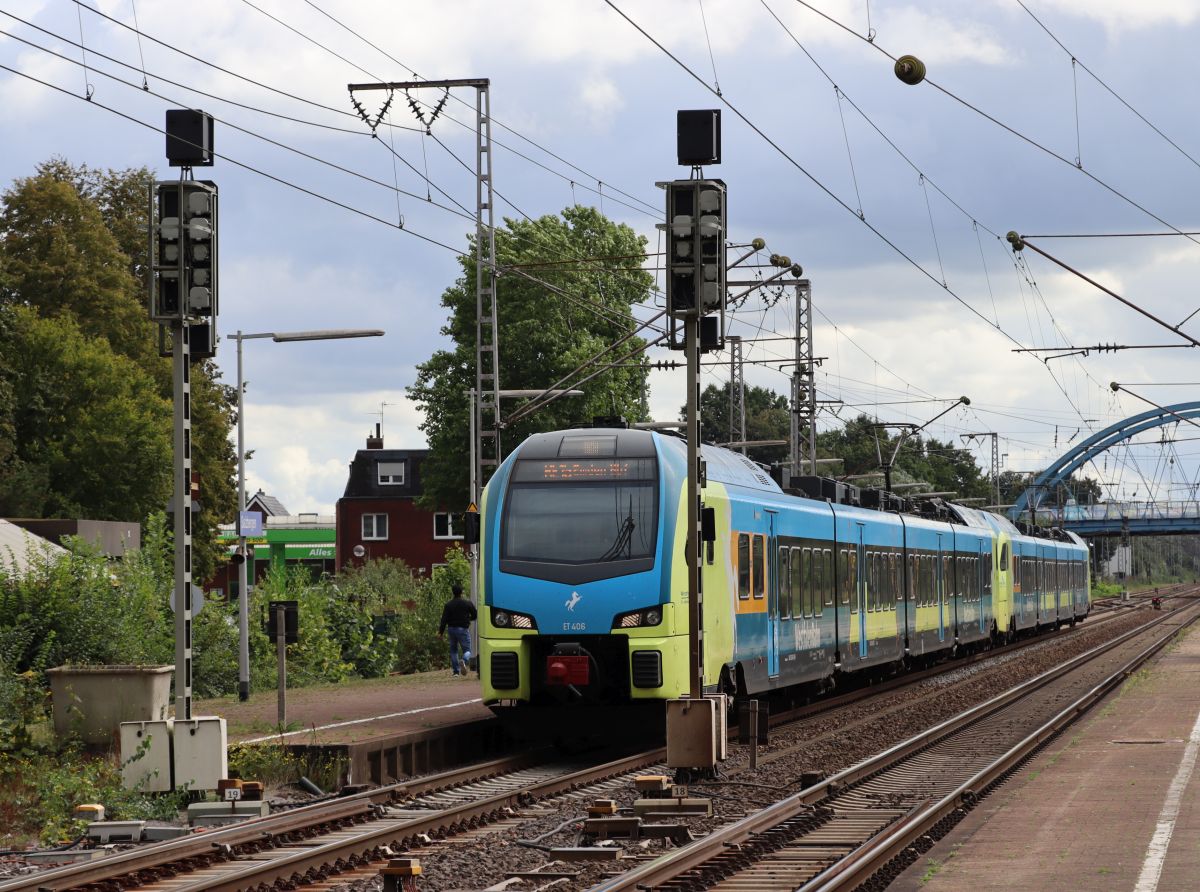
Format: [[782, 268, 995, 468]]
[[1009, 401, 1200, 523]]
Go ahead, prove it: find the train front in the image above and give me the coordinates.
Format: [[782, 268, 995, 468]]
[[478, 428, 686, 716]]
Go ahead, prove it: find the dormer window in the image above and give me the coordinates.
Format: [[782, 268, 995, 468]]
[[378, 461, 406, 485]]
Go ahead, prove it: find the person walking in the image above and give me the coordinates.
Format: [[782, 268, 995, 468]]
[[438, 584, 477, 677]]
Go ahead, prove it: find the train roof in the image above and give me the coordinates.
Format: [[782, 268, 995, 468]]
[[655, 434, 785, 493]]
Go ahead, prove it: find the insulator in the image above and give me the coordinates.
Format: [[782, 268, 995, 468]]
[[894, 54, 926, 85]]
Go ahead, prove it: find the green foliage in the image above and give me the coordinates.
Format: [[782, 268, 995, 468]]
[[409, 206, 654, 511], [0, 517, 173, 674], [250, 565, 352, 689], [0, 742, 187, 847], [0, 170, 151, 360], [0, 307, 171, 519], [691, 382, 791, 466], [0, 159, 236, 580]]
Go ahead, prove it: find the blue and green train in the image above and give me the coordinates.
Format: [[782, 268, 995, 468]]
[[478, 426, 1090, 708]]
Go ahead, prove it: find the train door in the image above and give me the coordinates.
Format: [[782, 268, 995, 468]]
[[766, 511, 780, 678], [936, 534, 946, 642], [856, 525, 868, 659], [978, 540, 988, 636]]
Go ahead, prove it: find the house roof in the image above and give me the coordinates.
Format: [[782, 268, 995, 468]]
[[342, 448, 428, 499], [0, 519, 68, 575], [248, 490, 289, 517]]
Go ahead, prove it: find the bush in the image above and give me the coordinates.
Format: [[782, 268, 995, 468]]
[[0, 744, 187, 847]]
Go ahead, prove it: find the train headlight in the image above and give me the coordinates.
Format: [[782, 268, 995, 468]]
[[491, 608, 537, 630], [613, 607, 664, 629]]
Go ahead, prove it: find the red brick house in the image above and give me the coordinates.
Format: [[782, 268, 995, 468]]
[[335, 426, 463, 574]]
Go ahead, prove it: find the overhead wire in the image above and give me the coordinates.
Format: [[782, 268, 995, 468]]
[[289, 0, 664, 219], [1015, 0, 1200, 175], [786, 0, 1200, 251]]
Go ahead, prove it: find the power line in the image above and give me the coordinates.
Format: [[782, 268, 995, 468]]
[[266, 0, 664, 219], [1015, 0, 1200, 175], [786, 0, 1200, 251], [602, 1, 1030, 351]]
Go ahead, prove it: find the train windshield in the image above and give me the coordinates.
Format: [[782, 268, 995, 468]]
[[503, 458, 657, 564]]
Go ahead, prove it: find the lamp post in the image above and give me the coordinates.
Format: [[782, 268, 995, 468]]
[[228, 327, 384, 701]]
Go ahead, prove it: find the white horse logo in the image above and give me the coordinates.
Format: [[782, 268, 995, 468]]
[[564, 591, 582, 612]]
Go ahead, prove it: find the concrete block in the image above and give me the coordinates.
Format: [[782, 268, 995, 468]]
[[187, 800, 269, 827], [86, 821, 145, 843], [632, 797, 712, 817], [550, 847, 621, 861], [142, 825, 190, 841], [47, 665, 172, 746]]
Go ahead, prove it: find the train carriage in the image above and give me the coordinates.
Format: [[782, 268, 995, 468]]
[[479, 426, 1091, 714]]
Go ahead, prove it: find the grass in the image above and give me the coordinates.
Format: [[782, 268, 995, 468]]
[[920, 858, 943, 884]]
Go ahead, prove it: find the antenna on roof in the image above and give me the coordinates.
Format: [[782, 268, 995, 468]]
[[366, 401, 395, 436]]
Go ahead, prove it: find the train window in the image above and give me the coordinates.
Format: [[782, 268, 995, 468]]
[[872, 552, 882, 611], [799, 548, 810, 616], [822, 549, 834, 608], [891, 554, 901, 605], [778, 548, 790, 618], [791, 548, 802, 617], [752, 536, 765, 600], [737, 534, 750, 600], [846, 550, 857, 611], [1000, 543, 1009, 571]]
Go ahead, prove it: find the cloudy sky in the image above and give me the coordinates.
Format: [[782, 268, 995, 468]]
[[4, 0, 1200, 514]]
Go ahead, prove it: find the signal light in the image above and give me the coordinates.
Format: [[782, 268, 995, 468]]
[[665, 179, 726, 318], [150, 180, 218, 323]]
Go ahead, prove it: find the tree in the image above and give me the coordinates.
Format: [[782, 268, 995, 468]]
[[409, 206, 654, 510], [687, 382, 791, 467], [0, 172, 153, 363], [0, 161, 236, 580], [0, 306, 171, 519], [816, 415, 990, 500]]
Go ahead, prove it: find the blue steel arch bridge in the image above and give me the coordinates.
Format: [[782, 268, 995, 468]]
[[1008, 402, 1200, 538]]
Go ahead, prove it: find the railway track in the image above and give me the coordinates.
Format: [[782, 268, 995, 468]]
[[0, 750, 665, 892], [5, 595, 1181, 892], [588, 599, 1199, 892]]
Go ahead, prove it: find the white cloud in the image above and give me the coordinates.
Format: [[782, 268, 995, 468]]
[[578, 77, 623, 128], [876, 8, 1012, 67], [1033, 0, 1200, 33]]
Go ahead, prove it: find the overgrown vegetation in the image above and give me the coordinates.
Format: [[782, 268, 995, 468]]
[[0, 530, 469, 844]]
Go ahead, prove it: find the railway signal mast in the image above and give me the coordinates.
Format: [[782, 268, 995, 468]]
[[150, 109, 220, 723], [662, 110, 728, 777]]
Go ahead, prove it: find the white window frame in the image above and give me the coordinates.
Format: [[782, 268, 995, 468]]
[[377, 461, 406, 485], [362, 513, 388, 540], [433, 511, 463, 540]]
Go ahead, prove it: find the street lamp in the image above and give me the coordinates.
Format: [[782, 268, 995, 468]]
[[228, 327, 384, 701]]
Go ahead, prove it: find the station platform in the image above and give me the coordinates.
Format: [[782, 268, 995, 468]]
[[194, 669, 502, 786], [897, 622, 1200, 891]]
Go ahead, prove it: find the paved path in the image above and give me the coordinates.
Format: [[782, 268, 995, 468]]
[[896, 620, 1200, 891], [194, 669, 491, 745]]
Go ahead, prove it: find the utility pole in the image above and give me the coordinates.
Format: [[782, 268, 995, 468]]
[[961, 432, 1001, 508], [349, 76, 497, 635], [727, 335, 745, 453], [791, 279, 817, 478]]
